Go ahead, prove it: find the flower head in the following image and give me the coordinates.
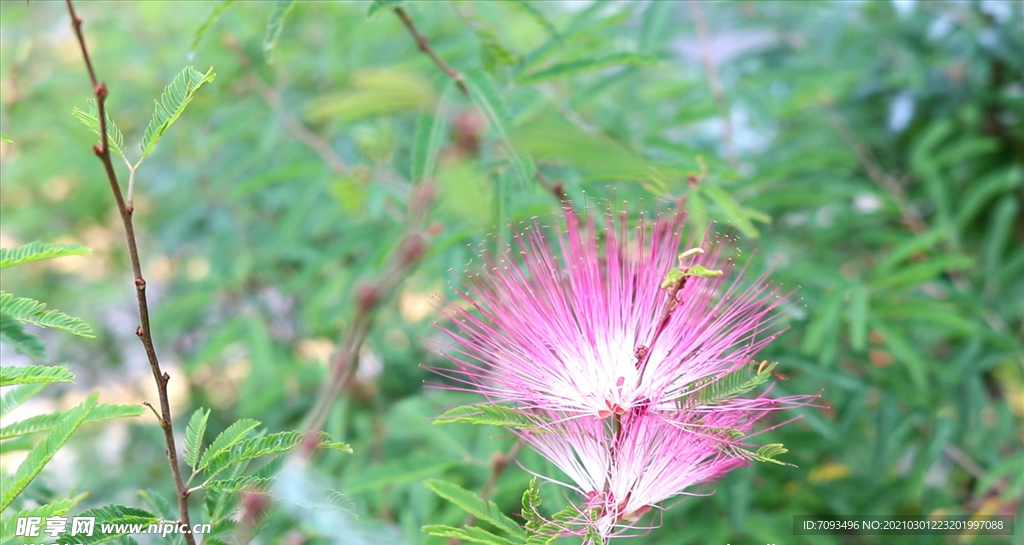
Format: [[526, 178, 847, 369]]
[[432, 206, 815, 541]]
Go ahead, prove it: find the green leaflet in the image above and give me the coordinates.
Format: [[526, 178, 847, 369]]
[[699, 183, 767, 239], [872, 255, 974, 289], [140, 66, 216, 161], [434, 404, 546, 430], [506, 1, 561, 43], [1, 393, 97, 511], [522, 480, 582, 545], [59, 505, 158, 544], [202, 430, 350, 480], [0, 311, 47, 360], [715, 438, 795, 467], [847, 285, 870, 352], [0, 495, 85, 544], [189, 0, 236, 57], [184, 407, 211, 469], [423, 479, 526, 540], [71, 99, 127, 160], [519, 52, 659, 85], [0, 364, 74, 387], [0, 242, 91, 269], [410, 111, 449, 182], [463, 69, 535, 186], [422, 525, 516, 545], [263, 0, 296, 61], [0, 292, 94, 338], [0, 402, 142, 440], [677, 361, 779, 409], [1, 384, 46, 419], [203, 475, 273, 494], [197, 417, 261, 472]]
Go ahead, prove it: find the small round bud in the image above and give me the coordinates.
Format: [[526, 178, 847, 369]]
[[399, 234, 427, 266], [355, 283, 381, 313]]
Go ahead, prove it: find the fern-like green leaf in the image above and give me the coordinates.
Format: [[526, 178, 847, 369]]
[[507, 1, 561, 43], [521, 478, 546, 532], [753, 443, 794, 466], [71, 99, 127, 160], [263, 0, 296, 61], [0, 292, 94, 338], [715, 439, 795, 468], [290, 487, 353, 513], [0, 241, 91, 269], [185, 407, 211, 469], [521, 479, 579, 545], [423, 479, 526, 540], [0, 365, 75, 387], [0, 403, 144, 440], [525, 506, 582, 545], [189, 0, 236, 57], [197, 418, 261, 471], [518, 52, 659, 84], [0, 393, 97, 511], [463, 69, 535, 186], [203, 475, 274, 493], [0, 495, 85, 544], [411, 113, 449, 183], [139, 66, 216, 161], [1, 384, 45, 418], [678, 361, 779, 410], [434, 404, 547, 430], [60, 505, 158, 544], [0, 311, 47, 360], [203, 431, 350, 480], [137, 488, 175, 520], [422, 525, 516, 545]]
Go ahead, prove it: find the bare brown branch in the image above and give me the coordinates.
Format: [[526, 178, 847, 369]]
[[64, 2, 196, 543]]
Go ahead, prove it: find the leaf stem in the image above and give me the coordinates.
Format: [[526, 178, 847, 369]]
[[64, 3, 196, 543]]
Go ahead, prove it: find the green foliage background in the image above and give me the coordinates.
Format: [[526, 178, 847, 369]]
[[0, 1, 1021, 544]]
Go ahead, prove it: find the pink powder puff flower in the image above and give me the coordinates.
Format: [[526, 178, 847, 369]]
[[432, 205, 816, 541], [436, 206, 798, 419]]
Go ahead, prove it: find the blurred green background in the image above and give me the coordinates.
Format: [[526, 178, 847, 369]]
[[1, 1, 1021, 544]]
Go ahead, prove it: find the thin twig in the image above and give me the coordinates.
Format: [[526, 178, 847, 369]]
[[690, 3, 738, 171], [224, 36, 348, 174], [303, 183, 435, 443], [394, 7, 469, 96], [393, 7, 570, 206], [64, 3, 197, 543]]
